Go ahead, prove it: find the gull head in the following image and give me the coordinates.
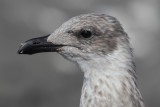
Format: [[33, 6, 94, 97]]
[[18, 13, 129, 62], [18, 13, 145, 107]]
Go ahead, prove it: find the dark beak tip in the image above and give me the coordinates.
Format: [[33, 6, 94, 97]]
[[17, 50, 22, 54], [17, 43, 24, 54], [17, 42, 31, 55], [17, 49, 33, 55], [17, 49, 24, 54], [17, 35, 62, 55]]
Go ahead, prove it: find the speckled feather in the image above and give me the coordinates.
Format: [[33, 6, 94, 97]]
[[47, 13, 145, 107]]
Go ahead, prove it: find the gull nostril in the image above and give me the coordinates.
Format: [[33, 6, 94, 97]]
[[33, 40, 41, 44]]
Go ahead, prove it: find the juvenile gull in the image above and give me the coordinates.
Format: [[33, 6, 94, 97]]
[[18, 13, 145, 107]]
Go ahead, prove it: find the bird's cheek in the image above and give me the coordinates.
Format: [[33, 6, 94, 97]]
[[60, 46, 75, 53], [59, 46, 79, 55]]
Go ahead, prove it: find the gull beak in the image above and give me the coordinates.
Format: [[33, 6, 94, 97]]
[[18, 35, 64, 55]]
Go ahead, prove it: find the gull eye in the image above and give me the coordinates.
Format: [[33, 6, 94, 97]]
[[79, 30, 92, 39]]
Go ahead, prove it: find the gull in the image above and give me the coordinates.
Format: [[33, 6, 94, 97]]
[[18, 13, 145, 107]]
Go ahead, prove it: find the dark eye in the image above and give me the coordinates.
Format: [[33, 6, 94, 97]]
[[80, 30, 92, 39]]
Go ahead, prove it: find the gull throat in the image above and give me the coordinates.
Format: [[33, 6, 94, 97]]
[[78, 43, 144, 107]]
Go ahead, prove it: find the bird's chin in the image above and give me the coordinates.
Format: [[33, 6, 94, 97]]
[[59, 53, 82, 63], [58, 46, 90, 63]]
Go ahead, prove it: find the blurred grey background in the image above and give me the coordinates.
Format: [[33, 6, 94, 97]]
[[0, 0, 160, 107]]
